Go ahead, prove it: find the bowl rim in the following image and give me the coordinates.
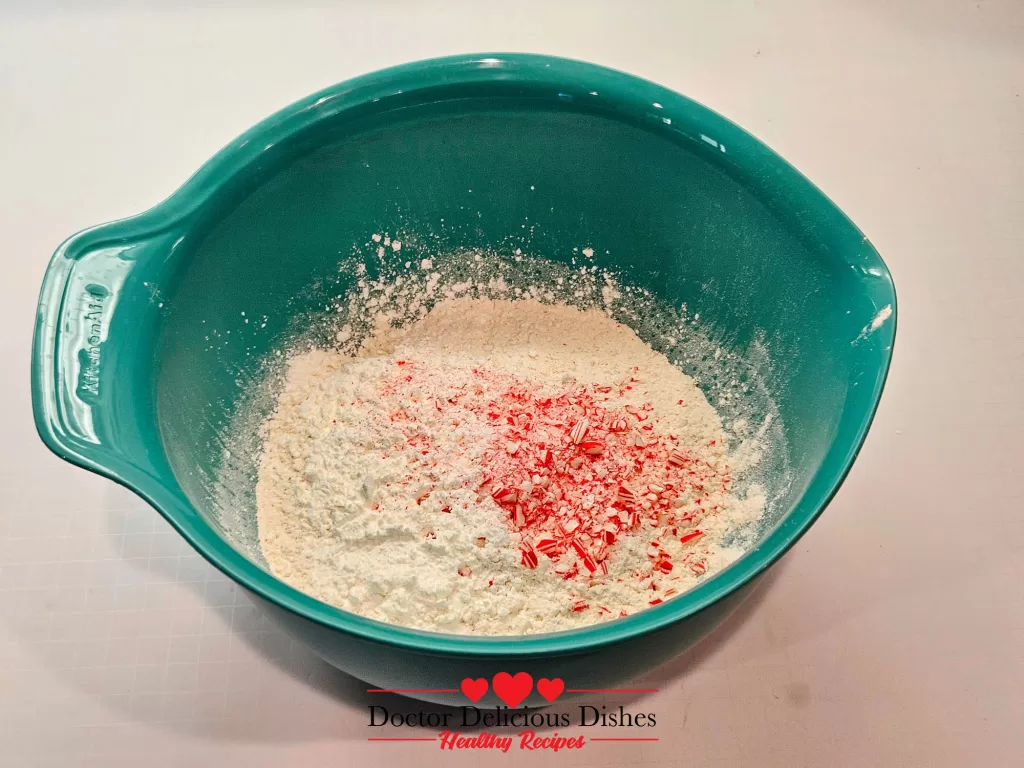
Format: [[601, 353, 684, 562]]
[[32, 52, 897, 657]]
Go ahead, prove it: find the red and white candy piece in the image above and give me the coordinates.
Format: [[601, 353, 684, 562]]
[[568, 418, 589, 445], [668, 448, 688, 467], [491, 484, 517, 504], [536, 538, 560, 556], [520, 543, 539, 569]]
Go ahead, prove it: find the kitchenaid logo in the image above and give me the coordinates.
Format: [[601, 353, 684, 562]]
[[366, 673, 659, 753], [77, 285, 108, 399]]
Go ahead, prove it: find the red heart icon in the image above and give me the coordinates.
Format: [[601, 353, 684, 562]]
[[536, 677, 565, 703], [491, 672, 533, 708], [460, 677, 488, 703]]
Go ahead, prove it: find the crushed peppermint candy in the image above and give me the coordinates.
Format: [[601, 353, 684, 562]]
[[255, 287, 767, 635]]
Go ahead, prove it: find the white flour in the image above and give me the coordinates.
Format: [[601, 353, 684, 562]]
[[256, 297, 765, 635]]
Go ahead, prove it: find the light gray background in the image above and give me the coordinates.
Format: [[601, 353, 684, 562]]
[[1, 1, 1021, 766]]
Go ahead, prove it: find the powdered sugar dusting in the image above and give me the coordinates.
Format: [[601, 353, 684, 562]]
[[256, 297, 767, 634], [209, 240, 788, 635]]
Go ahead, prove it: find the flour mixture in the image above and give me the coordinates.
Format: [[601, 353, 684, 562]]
[[256, 293, 766, 634]]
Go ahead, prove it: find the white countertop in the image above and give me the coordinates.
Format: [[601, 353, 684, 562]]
[[1, 2, 1021, 766]]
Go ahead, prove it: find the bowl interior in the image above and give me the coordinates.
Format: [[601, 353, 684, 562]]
[[142, 56, 893, 646]]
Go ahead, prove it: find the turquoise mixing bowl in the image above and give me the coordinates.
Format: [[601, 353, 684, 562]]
[[32, 54, 895, 707]]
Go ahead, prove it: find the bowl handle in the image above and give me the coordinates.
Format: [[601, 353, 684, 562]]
[[31, 227, 175, 479]]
